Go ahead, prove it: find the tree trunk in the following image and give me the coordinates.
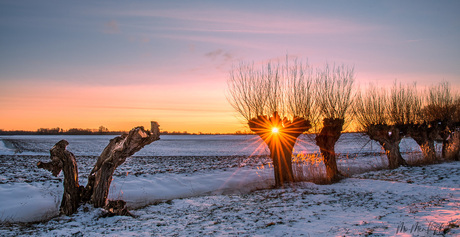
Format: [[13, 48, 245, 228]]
[[438, 123, 451, 159], [367, 124, 407, 169], [315, 118, 344, 184], [408, 122, 439, 163], [382, 141, 406, 169], [89, 124, 161, 207], [267, 135, 296, 186], [445, 130, 460, 161], [37, 140, 81, 215], [38, 122, 160, 216], [249, 112, 311, 187]]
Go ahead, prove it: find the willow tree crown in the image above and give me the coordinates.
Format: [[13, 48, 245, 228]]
[[315, 63, 355, 121], [227, 58, 316, 123]]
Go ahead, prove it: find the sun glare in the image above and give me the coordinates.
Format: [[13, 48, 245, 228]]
[[272, 127, 279, 133]]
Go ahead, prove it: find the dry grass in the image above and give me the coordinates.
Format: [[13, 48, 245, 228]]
[[292, 151, 328, 184]]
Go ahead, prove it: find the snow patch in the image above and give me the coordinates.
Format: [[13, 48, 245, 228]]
[[109, 167, 274, 208], [0, 139, 15, 155], [0, 183, 60, 222]]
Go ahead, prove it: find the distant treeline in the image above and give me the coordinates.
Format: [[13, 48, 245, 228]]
[[0, 127, 125, 135], [0, 128, 255, 136]]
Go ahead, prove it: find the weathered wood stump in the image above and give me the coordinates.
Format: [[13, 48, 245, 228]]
[[37, 140, 81, 215], [38, 122, 160, 216], [87, 124, 160, 207]]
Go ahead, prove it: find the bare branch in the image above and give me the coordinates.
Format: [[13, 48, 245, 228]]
[[354, 84, 388, 131], [422, 81, 457, 123], [285, 59, 318, 124], [227, 58, 317, 122], [389, 81, 421, 125], [315, 63, 355, 120]]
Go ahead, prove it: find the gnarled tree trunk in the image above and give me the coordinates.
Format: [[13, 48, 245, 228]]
[[315, 118, 344, 184], [367, 124, 407, 169], [38, 140, 81, 215], [407, 122, 439, 163], [445, 129, 460, 161], [38, 122, 160, 216], [87, 124, 160, 207], [249, 112, 311, 187], [434, 122, 450, 159]]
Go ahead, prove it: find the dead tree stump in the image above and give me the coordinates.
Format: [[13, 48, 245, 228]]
[[38, 122, 160, 216], [88, 125, 161, 207], [37, 140, 81, 215]]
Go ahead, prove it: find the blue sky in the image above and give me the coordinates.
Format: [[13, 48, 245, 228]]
[[1, 0, 459, 132]]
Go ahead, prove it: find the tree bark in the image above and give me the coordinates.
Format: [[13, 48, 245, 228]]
[[37, 140, 81, 215], [315, 118, 344, 184], [249, 112, 311, 187], [438, 122, 451, 159], [89, 125, 160, 207], [38, 122, 160, 216], [367, 124, 407, 169], [407, 122, 439, 163], [445, 130, 460, 161]]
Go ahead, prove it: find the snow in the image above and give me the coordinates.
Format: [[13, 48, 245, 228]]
[[0, 183, 59, 222], [1, 159, 459, 236], [108, 168, 274, 209], [0, 135, 459, 236]]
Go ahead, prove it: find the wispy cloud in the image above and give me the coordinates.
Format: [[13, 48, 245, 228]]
[[156, 33, 270, 51], [109, 8, 376, 36], [205, 49, 233, 61], [103, 20, 120, 34]]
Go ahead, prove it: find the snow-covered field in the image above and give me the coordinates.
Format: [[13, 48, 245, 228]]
[[0, 135, 459, 236]]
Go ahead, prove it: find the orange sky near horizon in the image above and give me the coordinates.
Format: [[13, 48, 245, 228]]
[[0, 78, 246, 133], [1, 1, 459, 133]]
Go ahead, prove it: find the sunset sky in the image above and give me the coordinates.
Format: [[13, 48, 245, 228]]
[[1, 0, 459, 133]]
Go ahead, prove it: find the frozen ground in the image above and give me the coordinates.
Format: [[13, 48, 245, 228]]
[[0, 135, 458, 236], [0, 155, 459, 236]]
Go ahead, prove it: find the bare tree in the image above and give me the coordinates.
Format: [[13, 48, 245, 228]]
[[355, 84, 410, 168], [404, 83, 451, 163], [38, 123, 160, 216], [357, 81, 459, 166], [227, 59, 313, 187], [314, 63, 355, 183], [420, 81, 458, 159]]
